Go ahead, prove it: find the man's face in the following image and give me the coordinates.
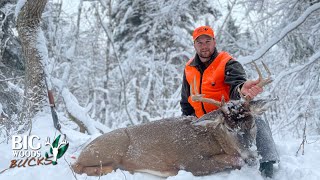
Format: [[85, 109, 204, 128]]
[[194, 35, 216, 62]]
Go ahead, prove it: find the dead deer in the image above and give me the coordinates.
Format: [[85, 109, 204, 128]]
[[72, 62, 273, 177]]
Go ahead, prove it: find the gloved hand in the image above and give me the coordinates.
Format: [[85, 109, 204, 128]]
[[240, 79, 263, 99]]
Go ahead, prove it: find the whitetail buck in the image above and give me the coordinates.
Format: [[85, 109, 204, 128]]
[[72, 62, 273, 177]]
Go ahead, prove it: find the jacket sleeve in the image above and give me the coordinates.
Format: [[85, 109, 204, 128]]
[[225, 60, 247, 100], [180, 70, 195, 116]]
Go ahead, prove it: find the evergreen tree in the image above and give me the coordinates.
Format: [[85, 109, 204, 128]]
[[219, 15, 239, 55], [0, 0, 24, 129]]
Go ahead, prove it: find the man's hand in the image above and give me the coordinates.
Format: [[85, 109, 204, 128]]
[[240, 79, 263, 99]]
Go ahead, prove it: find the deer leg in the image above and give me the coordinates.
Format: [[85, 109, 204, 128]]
[[210, 124, 242, 156], [213, 154, 244, 168], [187, 154, 244, 176], [82, 165, 114, 176], [72, 162, 115, 176]]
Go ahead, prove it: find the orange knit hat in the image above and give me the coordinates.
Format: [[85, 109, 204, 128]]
[[192, 26, 215, 41]]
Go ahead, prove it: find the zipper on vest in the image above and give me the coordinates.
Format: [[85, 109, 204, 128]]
[[199, 71, 207, 115]]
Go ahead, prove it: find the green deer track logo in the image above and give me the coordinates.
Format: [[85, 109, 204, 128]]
[[45, 134, 69, 165]]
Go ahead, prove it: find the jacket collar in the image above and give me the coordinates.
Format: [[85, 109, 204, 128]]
[[189, 48, 218, 67]]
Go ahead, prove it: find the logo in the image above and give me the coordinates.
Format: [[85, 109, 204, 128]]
[[44, 135, 69, 165], [12, 135, 42, 158], [9, 134, 68, 169]]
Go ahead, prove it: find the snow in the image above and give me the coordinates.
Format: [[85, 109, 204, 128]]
[[14, 0, 27, 19], [36, 28, 53, 90], [1, 112, 320, 180]]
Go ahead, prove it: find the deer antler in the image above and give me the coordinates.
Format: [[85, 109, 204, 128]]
[[253, 61, 272, 88], [239, 61, 273, 102], [45, 137, 53, 149], [190, 76, 223, 107]]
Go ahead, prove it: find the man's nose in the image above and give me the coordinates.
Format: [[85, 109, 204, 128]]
[[200, 45, 209, 49]]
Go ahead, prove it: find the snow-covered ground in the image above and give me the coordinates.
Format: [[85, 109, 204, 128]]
[[0, 112, 319, 180]]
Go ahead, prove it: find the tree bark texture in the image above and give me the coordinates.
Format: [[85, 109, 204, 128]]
[[16, 0, 48, 124]]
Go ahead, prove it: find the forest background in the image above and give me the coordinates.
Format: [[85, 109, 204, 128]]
[[0, 0, 320, 142]]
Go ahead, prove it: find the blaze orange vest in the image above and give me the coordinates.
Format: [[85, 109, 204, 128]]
[[185, 52, 233, 118]]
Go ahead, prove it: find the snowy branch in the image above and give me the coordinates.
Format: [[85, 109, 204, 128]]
[[0, 76, 24, 82], [238, 3, 320, 64], [270, 51, 320, 93], [52, 69, 110, 135]]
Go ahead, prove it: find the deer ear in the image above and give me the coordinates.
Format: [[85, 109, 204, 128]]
[[249, 99, 276, 115], [192, 120, 216, 127], [191, 111, 223, 127]]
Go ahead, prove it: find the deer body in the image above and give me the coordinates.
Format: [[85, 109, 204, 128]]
[[72, 108, 258, 177]]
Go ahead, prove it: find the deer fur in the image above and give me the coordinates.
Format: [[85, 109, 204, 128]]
[[72, 99, 271, 177]]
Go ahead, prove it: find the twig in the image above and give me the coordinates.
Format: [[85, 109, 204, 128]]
[[95, 5, 134, 125], [216, 0, 238, 38], [64, 156, 78, 180], [0, 76, 25, 82], [70, 137, 92, 154], [307, 138, 320, 144], [0, 167, 10, 174], [120, 169, 127, 180], [295, 114, 307, 156]]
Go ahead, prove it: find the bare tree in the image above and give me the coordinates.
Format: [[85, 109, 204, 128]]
[[16, 0, 48, 130]]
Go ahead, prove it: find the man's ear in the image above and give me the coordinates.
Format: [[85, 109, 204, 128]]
[[213, 38, 216, 46]]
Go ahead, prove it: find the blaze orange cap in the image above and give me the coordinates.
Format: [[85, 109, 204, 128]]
[[192, 26, 215, 41]]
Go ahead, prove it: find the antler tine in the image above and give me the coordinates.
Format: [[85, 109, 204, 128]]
[[190, 76, 222, 107], [45, 137, 53, 148], [260, 61, 273, 86], [58, 139, 68, 149], [252, 61, 273, 88], [193, 76, 198, 95], [262, 61, 271, 76], [45, 137, 50, 144], [252, 61, 263, 83]]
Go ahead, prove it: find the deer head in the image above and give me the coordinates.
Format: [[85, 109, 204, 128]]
[[190, 61, 273, 129], [190, 62, 273, 164]]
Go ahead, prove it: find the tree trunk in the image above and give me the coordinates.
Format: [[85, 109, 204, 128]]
[[16, 0, 48, 127]]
